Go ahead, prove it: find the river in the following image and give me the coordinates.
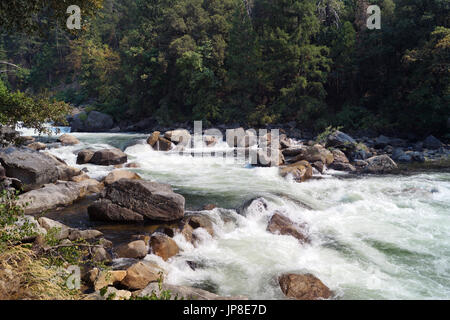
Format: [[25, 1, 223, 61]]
[[19, 128, 450, 300]]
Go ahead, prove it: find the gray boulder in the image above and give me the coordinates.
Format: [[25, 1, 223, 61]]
[[0, 147, 59, 191], [88, 199, 144, 222], [91, 179, 185, 222], [89, 148, 127, 166], [325, 131, 357, 152]]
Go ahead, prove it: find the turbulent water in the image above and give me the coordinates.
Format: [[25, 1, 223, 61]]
[[20, 129, 450, 300]]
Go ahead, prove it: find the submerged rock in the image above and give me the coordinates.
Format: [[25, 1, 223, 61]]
[[279, 273, 332, 300], [267, 213, 309, 244], [279, 161, 313, 182]]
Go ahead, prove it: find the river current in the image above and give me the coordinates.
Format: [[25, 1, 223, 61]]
[[19, 129, 450, 299]]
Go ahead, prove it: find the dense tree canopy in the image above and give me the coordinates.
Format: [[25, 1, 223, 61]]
[[0, 0, 448, 137]]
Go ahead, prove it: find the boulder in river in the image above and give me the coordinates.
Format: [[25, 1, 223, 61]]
[[57, 134, 80, 146], [76, 149, 95, 164], [17, 181, 88, 214], [293, 144, 334, 165], [120, 261, 165, 290], [150, 233, 179, 261], [27, 142, 46, 151], [89, 148, 127, 166], [267, 213, 309, 244], [0, 147, 59, 191], [116, 240, 148, 259], [147, 131, 160, 147], [279, 161, 313, 182], [363, 155, 398, 173], [279, 273, 332, 300], [91, 179, 185, 222]]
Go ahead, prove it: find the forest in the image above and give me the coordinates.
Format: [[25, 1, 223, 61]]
[[0, 0, 449, 137]]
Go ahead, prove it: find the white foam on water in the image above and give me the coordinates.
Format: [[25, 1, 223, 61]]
[[32, 131, 450, 299]]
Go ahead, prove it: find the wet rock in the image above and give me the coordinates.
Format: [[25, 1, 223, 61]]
[[267, 213, 309, 243], [17, 181, 88, 214], [125, 162, 140, 168], [104, 169, 141, 185], [255, 148, 284, 167], [101, 179, 185, 222], [312, 161, 324, 173], [164, 129, 191, 145], [120, 261, 165, 290], [293, 144, 334, 165], [90, 148, 128, 166], [423, 135, 443, 149], [226, 128, 246, 148], [116, 240, 148, 259], [364, 155, 398, 173], [150, 234, 179, 261], [0, 147, 59, 191], [146, 131, 160, 147], [57, 134, 80, 146], [76, 149, 95, 164], [202, 204, 217, 211], [88, 199, 144, 222], [153, 137, 173, 151], [238, 197, 269, 216], [56, 165, 82, 181], [180, 214, 215, 241], [204, 135, 218, 147], [279, 161, 313, 182], [279, 273, 332, 300]]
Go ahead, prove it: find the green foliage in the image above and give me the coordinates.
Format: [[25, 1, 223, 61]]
[[0, 189, 35, 250], [1, 0, 448, 136]]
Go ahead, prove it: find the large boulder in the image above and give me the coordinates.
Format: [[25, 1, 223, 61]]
[[279, 273, 332, 300], [293, 145, 334, 165], [120, 261, 165, 290], [89, 148, 127, 166], [17, 181, 88, 214], [93, 179, 185, 222], [37, 217, 71, 240], [116, 240, 148, 259], [27, 142, 46, 151], [364, 155, 398, 173], [57, 134, 80, 146], [147, 131, 160, 147], [267, 213, 309, 244], [279, 161, 313, 182], [255, 148, 284, 167], [325, 131, 357, 153], [0, 147, 59, 191], [150, 233, 179, 261], [103, 169, 141, 185]]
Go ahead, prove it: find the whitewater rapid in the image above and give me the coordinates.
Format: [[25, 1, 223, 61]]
[[22, 130, 450, 300]]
